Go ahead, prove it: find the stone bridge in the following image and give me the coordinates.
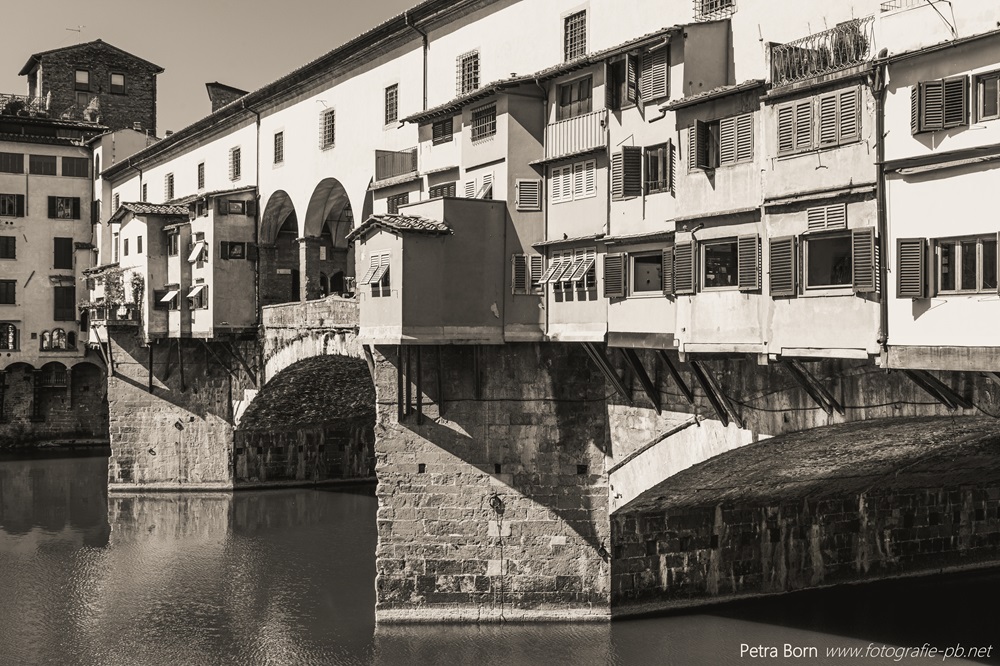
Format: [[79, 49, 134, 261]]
[[102, 306, 1000, 622]]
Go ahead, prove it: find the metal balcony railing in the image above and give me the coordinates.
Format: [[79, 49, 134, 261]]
[[770, 17, 875, 87], [880, 0, 925, 11], [375, 148, 417, 182], [0, 93, 49, 118], [92, 304, 140, 326], [545, 109, 608, 161]]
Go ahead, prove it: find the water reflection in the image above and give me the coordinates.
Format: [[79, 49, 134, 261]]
[[0, 455, 997, 665]]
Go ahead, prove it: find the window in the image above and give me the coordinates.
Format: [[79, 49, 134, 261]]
[[48, 197, 81, 220], [229, 147, 241, 181], [54, 238, 73, 269], [557, 76, 592, 120], [0, 152, 23, 174], [977, 72, 1000, 122], [776, 88, 860, 154], [564, 10, 587, 61], [640, 48, 669, 102], [0, 236, 14, 259], [95, 154, 100, 174], [697, 0, 735, 18], [937, 236, 998, 294], [471, 104, 496, 142], [689, 113, 753, 170], [152, 289, 172, 311], [807, 203, 848, 231], [53, 286, 76, 321], [795, 228, 875, 293], [62, 157, 89, 178], [429, 182, 456, 199], [165, 173, 175, 200], [702, 240, 739, 289], [167, 233, 179, 257], [123, 238, 129, 257], [632, 253, 664, 294], [77, 91, 91, 108], [197, 162, 205, 190], [137, 236, 143, 255], [911, 77, 968, 134], [385, 84, 399, 126], [551, 159, 597, 203], [113, 193, 120, 210], [386, 192, 409, 215], [0, 323, 17, 350], [606, 56, 638, 111], [804, 235, 852, 288], [515, 179, 543, 211], [217, 199, 251, 216], [612, 147, 642, 200], [274, 131, 284, 164], [511, 254, 544, 294], [0, 280, 14, 304], [644, 143, 672, 194], [359, 252, 391, 297], [320, 109, 336, 148], [0, 194, 25, 217], [221, 241, 248, 260], [75, 69, 90, 91], [457, 50, 480, 95], [542, 247, 596, 295], [110, 72, 125, 94], [188, 235, 207, 265], [187, 281, 208, 310], [432, 117, 454, 145], [112, 233, 119, 262], [29, 155, 57, 175], [141, 184, 147, 201]]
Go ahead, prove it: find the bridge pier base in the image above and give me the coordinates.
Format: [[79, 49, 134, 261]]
[[372, 343, 612, 622]]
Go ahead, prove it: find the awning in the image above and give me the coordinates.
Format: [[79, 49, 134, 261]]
[[159, 290, 179, 303], [187, 284, 206, 298], [187, 241, 206, 263]]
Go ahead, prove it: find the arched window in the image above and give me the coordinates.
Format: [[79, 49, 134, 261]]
[[0, 323, 16, 350], [40, 330, 51, 350], [53, 328, 67, 350]]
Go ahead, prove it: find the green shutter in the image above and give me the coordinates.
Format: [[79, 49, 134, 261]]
[[661, 246, 674, 295], [852, 227, 876, 293], [622, 146, 642, 198], [71, 198, 81, 220], [777, 104, 795, 154], [719, 116, 737, 165], [769, 236, 797, 297], [674, 241, 696, 294], [603, 253, 625, 298], [920, 80, 944, 131], [738, 234, 760, 291], [838, 87, 860, 143], [943, 75, 968, 128], [818, 93, 839, 147], [47, 196, 56, 219], [625, 54, 638, 107], [896, 237, 927, 299], [910, 86, 920, 135], [15, 194, 24, 217], [512, 254, 528, 294], [611, 151, 624, 200]]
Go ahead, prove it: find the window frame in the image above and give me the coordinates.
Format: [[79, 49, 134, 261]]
[[457, 50, 480, 95], [470, 103, 497, 142], [802, 231, 854, 291], [976, 71, 1000, 122], [110, 72, 126, 95], [0, 235, 14, 259], [62, 156, 89, 178], [197, 162, 205, 190], [935, 235, 998, 295], [384, 84, 399, 127], [29, 154, 57, 176], [0, 194, 24, 217], [557, 75, 593, 121], [74, 69, 90, 92], [629, 251, 665, 297], [165, 172, 175, 200], [273, 130, 284, 165], [644, 143, 671, 194], [167, 232, 179, 257], [53, 237, 73, 270], [0, 280, 14, 305], [386, 192, 409, 215], [49, 196, 80, 220], [432, 117, 455, 145], [550, 159, 597, 204], [0, 322, 18, 351], [563, 10, 587, 62], [320, 108, 336, 149], [700, 238, 740, 291], [229, 147, 241, 181], [428, 182, 456, 199]]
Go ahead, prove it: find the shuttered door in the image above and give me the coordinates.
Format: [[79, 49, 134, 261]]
[[603, 253, 625, 298], [943, 76, 968, 127], [622, 146, 642, 197], [896, 237, 927, 299], [920, 80, 944, 131], [769, 236, 796, 297], [777, 105, 795, 154], [661, 246, 674, 295], [818, 93, 839, 147], [512, 254, 528, 294], [674, 241, 696, 294], [737, 234, 760, 291], [839, 88, 860, 143], [851, 227, 876, 293]]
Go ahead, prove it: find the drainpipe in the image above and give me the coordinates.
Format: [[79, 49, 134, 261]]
[[405, 11, 429, 111], [535, 76, 551, 337], [874, 56, 889, 361], [243, 99, 263, 332], [128, 162, 143, 201]]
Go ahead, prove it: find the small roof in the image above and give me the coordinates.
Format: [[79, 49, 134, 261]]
[[532, 233, 605, 249], [19, 39, 164, 76], [169, 186, 256, 205], [661, 79, 766, 111], [108, 202, 189, 224], [346, 214, 452, 243], [205, 81, 249, 96]]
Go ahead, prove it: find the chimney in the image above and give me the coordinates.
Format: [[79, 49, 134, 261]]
[[165, 130, 173, 137], [206, 82, 249, 113], [133, 121, 142, 131]]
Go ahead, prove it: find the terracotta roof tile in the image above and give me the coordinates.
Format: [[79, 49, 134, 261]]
[[346, 214, 452, 243]]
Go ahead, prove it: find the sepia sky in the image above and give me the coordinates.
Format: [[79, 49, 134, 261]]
[[2, 0, 417, 134]]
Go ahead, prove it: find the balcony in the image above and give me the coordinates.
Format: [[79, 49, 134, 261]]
[[375, 148, 418, 182], [0, 93, 49, 118], [545, 109, 608, 162], [880, 0, 924, 10], [770, 17, 875, 87], [91, 303, 140, 327]]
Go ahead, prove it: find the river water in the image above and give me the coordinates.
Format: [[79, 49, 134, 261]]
[[0, 454, 996, 666]]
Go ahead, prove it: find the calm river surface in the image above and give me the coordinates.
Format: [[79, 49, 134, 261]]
[[0, 454, 997, 666]]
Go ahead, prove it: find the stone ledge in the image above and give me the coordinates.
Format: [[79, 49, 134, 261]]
[[376, 606, 611, 624]]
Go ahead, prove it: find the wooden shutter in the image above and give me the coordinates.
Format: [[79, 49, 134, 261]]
[[674, 241, 696, 294], [838, 87, 860, 143], [217, 199, 229, 216], [605, 62, 617, 110], [738, 234, 760, 291], [818, 93, 839, 147], [622, 147, 642, 197], [807, 203, 847, 231], [516, 179, 542, 211], [910, 86, 920, 135], [72, 198, 81, 220], [662, 246, 674, 295], [851, 227, 876, 293], [582, 160, 596, 197], [943, 76, 968, 128], [736, 113, 753, 162], [530, 255, 543, 292], [246, 199, 257, 217], [625, 54, 638, 107], [777, 104, 795, 154], [572, 163, 585, 199], [690, 121, 710, 171], [512, 254, 528, 294], [640, 48, 668, 101], [47, 196, 56, 219], [794, 100, 813, 150], [54, 238, 73, 269], [769, 236, 796, 297], [611, 152, 624, 200], [53, 286, 76, 321], [603, 253, 625, 298], [896, 237, 927, 299], [15, 194, 24, 217], [920, 80, 944, 132], [719, 116, 737, 165]]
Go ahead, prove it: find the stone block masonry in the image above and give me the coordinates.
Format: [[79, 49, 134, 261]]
[[372, 343, 612, 622]]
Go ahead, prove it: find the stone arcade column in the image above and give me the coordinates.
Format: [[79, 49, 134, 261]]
[[298, 236, 322, 302], [372, 342, 612, 623]]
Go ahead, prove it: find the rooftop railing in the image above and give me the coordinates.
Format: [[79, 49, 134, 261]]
[[770, 17, 875, 87], [375, 148, 418, 182], [0, 93, 49, 118], [880, 0, 925, 11]]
